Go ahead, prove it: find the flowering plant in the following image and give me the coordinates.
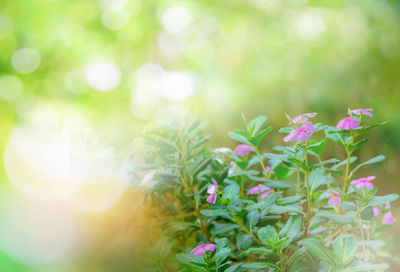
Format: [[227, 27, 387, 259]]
[[143, 109, 397, 271]]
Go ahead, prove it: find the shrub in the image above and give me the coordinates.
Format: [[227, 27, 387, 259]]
[[143, 109, 397, 271]]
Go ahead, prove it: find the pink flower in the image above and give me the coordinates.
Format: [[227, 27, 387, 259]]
[[265, 166, 274, 174], [247, 184, 273, 199], [385, 204, 391, 209], [291, 112, 318, 124], [348, 108, 374, 117], [336, 117, 359, 130], [206, 178, 218, 204], [383, 211, 395, 225], [351, 176, 375, 189], [373, 206, 380, 217], [283, 121, 314, 142], [191, 243, 216, 256], [325, 190, 341, 207], [233, 144, 254, 157]]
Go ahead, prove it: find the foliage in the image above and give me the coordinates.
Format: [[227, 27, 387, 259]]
[[144, 110, 397, 271]]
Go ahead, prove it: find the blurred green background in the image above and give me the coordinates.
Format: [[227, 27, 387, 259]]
[[0, 0, 400, 271]]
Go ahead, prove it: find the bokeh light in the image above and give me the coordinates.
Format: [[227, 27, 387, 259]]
[[11, 48, 40, 74]]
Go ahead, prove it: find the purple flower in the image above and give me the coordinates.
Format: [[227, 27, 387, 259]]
[[206, 178, 218, 204], [283, 121, 314, 142], [232, 144, 254, 157], [265, 166, 274, 174], [191, 243, 217, 257], [373, 206, 380, 217], [325, 190, 341, 207], [291, 112, 318, 124], [247, 184, 273, 199], [383, 211, 395, 225], [336, 117, 359, 130], [348, 108, 373, 117], [350, 176, 375, 189]]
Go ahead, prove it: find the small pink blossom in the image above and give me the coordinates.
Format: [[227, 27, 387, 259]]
[[291, 112, 318, 124], [265, 166, 274, 174], [247, 184, 273, 199], [191, 243, 216, 256], [325, 190, 341, 207], [348, 108, 374, 117], [385, 204, 391, 209], [373, 206, 380, 217], [336, 117, 359, 130], [206, 178, 218, 204], [383, 211, 395, 225], [283, 121, 314, 142], [351, 176, 375, 189], [233, 144, 254, 157]]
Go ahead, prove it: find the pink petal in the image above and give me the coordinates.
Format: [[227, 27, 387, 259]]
[[247, 185, 260, 195], [383, 211, 394, 225], [373, 206, 380, 217], [212, 178, 218, 187], [207, 193, 217, 204], [283, 130, 298, 142], [302, 121, 314, 133], [297, 131, 310, 142], [260, 190, 273, 199], [356, 183, 365, 189], [365, 182, 374, 189], [366, 176, 376, 182]]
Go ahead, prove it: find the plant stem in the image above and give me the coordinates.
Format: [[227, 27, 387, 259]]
[[343, 149, 352, 193], [357, 200, 367, 260], [226, 204, 262, 244], [303, 146, 312, 238]]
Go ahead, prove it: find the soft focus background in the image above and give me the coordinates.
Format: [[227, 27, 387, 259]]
[[0, 0, 400, 271]]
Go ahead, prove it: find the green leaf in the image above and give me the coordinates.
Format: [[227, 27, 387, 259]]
[[349, 155, 385, 178], [308, 169, 334, 193], [345, 261, 389, 271], [367, 194, 399, 207], [237, 234, 253, 250], [242, 247, 274, 256], [215, 247, 231, 265], [210, 223, 240, 235], [316, 211, 354, 225], [257, 225, 277, 245], [308, 139, 326, 155], [263, 180, 295, 189], [348, 138, 368, 153], [361, 206, 374, 220], [225, 263, 242, 272], [268, 204, 304, 215], [176, 253, 205, 270], [224, 183, 240, 201], [241, 262, 276, 270], [299, 238, 335, 265], [357, 121, 388, 134], [251, 126, 273, 146], [228, 131, 252, 145], [201, 209, 229, 218], [248, 115, 268, 136], [279, 215, 302, 246], [245, 210, 260, 229], [246, 193, 277, 211], [279, 127, 293, 133], [331, 235, 357, 265], [278, 195, 302, 205]]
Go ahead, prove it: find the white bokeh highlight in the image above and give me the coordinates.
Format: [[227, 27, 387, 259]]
[[85, 61, 121, 91], [11, 48, 41, 74], [161, 5, 192, 34]]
